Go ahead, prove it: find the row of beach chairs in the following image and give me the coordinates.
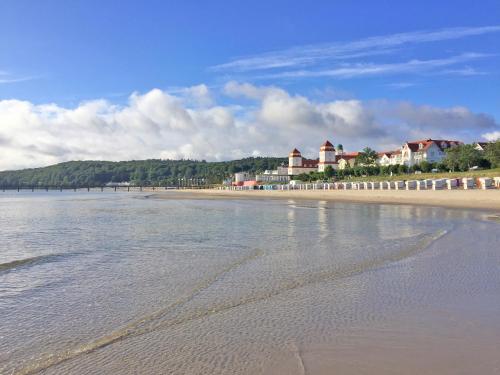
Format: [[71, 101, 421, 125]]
[[224, 177, 500, 191], [288, 177, 500, 191]]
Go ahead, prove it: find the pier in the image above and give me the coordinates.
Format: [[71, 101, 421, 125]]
[[1, 184, 215, 192]]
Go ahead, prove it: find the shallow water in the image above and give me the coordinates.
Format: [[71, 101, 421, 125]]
[[0, 192, 499, 374]]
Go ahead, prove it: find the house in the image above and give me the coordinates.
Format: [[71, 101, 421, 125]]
[[474, 142, 490, 151], [255, 168, 290, 183], [377, 150, 404, 166], [400, 139, 462, 166], [389, 150, 402, 165], [233, 172, 254, 185], [337, 152, 359, 170], [377, 151, 393, 167]]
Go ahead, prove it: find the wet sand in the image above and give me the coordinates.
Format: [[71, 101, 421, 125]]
[[151, 188, 500, 211]]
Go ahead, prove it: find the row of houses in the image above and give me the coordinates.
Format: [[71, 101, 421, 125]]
[[231, 138, 490, 185], [377, 139, 463, 167]]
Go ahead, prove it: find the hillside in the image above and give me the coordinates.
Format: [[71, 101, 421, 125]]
[[0, 158, 286, 188]]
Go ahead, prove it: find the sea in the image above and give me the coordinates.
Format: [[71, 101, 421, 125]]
[[1, 191, 499, 374]]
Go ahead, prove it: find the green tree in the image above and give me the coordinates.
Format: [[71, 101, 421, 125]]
[[324, 165, 335, 179], [0, 157, 287, 188], [457, 144, 483, 171], [443, 144, 484, 171], [484, 141, 500, 168], [419, 161, 432, 173], [296, 173, 310, 182], [443, 147, 460, 171], [397, 164, 408, 174], [355, 147, 378, 166]]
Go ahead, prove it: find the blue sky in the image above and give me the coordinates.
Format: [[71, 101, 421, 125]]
[[0, 0, 499, 169]]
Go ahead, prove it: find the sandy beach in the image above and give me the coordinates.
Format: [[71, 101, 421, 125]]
[[151, 188, 500, 211]]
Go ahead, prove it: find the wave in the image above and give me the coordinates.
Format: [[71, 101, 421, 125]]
[[14, 229, 448, 374], [0, 252, 79, 273]]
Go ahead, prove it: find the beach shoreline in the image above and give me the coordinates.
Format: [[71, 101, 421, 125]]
[[149, 188, 500, 211]]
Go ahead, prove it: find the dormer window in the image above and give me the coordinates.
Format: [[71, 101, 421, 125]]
[[419, 143, 423, 149]]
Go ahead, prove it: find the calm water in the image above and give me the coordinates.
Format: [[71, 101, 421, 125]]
[[1, 192, 499, 374]]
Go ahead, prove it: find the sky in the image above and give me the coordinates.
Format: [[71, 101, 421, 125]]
[[0, 0, 499, 170]]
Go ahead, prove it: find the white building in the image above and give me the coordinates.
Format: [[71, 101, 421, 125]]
[[337, 152, 359, 169], [287, 148, 319, 175], [377, 150, 402, 166], [474, 142, 490, 151], [377, 152, 392, 166], [400, 139, 462, 166], [376, 139, 462, 167], [255, 167, 290, 183], [234, 172, 254, 183], [317, 141, 337, 172], [287, 140, 342, 175]]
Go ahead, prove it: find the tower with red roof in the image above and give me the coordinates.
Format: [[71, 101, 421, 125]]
[[318, 140, 337, 172]]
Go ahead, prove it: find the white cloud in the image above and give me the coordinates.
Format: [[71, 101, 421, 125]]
[[0, 76, 37, 84], [223, 81, 281, 99], [260, 53, 488, 79], [0, 83, 498, 171], [211, 26, 500, 72], [482, 131, 500, 141]]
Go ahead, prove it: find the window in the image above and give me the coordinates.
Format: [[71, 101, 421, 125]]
[[419, 143, 423, 149]]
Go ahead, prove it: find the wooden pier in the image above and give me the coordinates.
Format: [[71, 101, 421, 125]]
[[1, 185, 215, 192]]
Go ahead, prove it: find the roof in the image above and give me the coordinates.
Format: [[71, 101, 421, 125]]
[[321, 140, 334, 147], [405, 139, 463, 152], [302, 158, 318, 167], [289, 148, 301, 156], [339, 152, 359, 160], [378, 151, 393, 158], [320, 140, 335, 152], [343, 152, 359, 157]]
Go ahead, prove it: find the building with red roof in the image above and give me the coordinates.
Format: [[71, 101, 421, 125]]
[[318, 140, 338, 172], [287, 140, 342, 175], [401, 139, 462, 166]]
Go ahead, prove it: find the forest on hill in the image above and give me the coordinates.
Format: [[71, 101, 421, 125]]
[[0, 158, 287, 188]]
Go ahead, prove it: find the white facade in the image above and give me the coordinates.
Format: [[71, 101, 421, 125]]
[[255, 167, 290, 183], [474, 142, 489, 151], [377, 153, 391, 166], [288, 165, 318, 175], [255, 173, 290, 183], [287, 148, 319, 175], [390, 152, 402, 165], [383, 139, 462, 167], [401, 142, 440, 166], [234, 172, 254, 183], [317, 141, 338, 172]]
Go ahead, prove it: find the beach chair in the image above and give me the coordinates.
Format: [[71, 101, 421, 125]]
[[432, 179, 445, 190], [446, 179, 458, 189], [405, 180, 417, 190]]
